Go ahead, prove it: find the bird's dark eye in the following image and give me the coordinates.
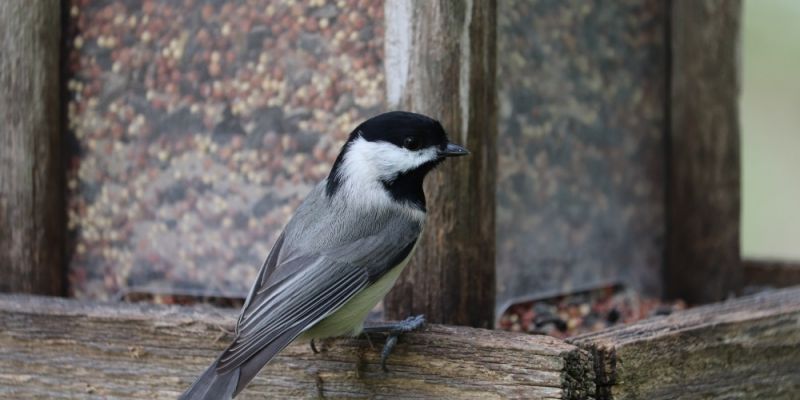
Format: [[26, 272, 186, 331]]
[[403, 136, 420, 150]]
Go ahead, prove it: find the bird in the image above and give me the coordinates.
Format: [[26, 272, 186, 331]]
[[181, 111, 469, 399]]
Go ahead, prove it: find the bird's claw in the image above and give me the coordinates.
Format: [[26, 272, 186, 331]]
[[380, 335, 399, 372], [364, 315, 426, 372], [310, 338, 319, 354], [392, 314, 426, 334]]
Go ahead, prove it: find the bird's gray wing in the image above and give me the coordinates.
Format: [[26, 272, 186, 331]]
[[215, 223, 420, 394]]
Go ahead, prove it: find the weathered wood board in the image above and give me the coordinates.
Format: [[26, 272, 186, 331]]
[[0, 295, 593, 399], [570, 286, 800, 400], [2, 288, 798, 399], [0, 0, 65, 295]]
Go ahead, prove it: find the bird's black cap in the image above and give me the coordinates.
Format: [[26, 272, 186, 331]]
[[354, 111, 449, 150]]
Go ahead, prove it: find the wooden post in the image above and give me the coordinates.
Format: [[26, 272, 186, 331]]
[[0, 1, 65, 295], [665, 0, 742, 304], [383, 0, 497, 328]]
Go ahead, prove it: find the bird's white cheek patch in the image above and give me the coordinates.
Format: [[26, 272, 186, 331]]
[[334, 137, 435, 221], [345, 137, 438, 181]]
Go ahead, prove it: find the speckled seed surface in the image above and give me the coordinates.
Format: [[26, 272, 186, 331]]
[[496, 0, 667, 307], [65, 0, 386, 300], [67, 0, 667, 306]]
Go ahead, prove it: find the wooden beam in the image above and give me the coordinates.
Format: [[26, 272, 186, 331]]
[[383, 0, 497, 328], [570, 286, 800, 400], [0, 1, 65, 295], [3, 289, 798, 399], [744, 259, 800, 289], [665, 0, 742, 304], [0, 295, 594, 399]]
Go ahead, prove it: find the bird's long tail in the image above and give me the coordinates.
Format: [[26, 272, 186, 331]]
[[180, 326, 303, 399], [180, 356, 239, 400]]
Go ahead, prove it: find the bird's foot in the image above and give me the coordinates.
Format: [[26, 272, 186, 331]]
[[310, 338, 319, 354], [362, 315, 426, 372]]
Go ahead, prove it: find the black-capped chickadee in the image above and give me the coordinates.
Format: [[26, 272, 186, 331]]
[[181, 111, 468, 399]]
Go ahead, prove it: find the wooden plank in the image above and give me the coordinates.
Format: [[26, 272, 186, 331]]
[[0, 295, 594, 399], [570, 286, 800, 400], [382, 0, 497, 328], [0, 1, 65, 295], [744, 259, 800, 289], [665, 0, 742, 304]]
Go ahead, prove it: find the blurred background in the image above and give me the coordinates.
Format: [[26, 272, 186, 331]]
[[64, 0, 386, 302], [741, 0, 800, 261], [3, 0, 798, 337], [3, 3, 800, 398]]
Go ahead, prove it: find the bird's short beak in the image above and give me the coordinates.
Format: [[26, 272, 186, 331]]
[[438, 143, 469, 157]]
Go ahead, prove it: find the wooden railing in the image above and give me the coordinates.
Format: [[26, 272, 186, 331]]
[[2, 286, 799, 399]]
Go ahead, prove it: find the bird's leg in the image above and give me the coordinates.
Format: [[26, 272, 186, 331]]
[[363, 330, 376, 350], [310, 338, 319, 354], [362, 315, 425, 372]]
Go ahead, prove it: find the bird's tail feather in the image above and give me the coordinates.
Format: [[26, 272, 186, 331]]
[[180, 356, 240, 400], [181, 327, 302, 399]]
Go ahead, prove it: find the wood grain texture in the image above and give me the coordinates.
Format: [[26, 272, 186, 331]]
[[570, 286, 800, 400], [0, 1, 65, 295], [383, 0, 497, 328], [665, 0, 742, 304], [0, 295, 594, 399]]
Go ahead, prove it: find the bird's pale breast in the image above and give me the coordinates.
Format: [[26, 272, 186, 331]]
[[299, 237, 419, 339]]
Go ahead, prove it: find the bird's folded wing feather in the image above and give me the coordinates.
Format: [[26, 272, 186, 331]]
[[216, 227, 420, 377]]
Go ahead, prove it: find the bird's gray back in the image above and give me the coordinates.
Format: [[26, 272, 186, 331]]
[[280, 181, 424, 269]]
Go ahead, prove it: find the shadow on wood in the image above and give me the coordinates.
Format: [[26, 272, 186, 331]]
[[0, 295, 592, 399]]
